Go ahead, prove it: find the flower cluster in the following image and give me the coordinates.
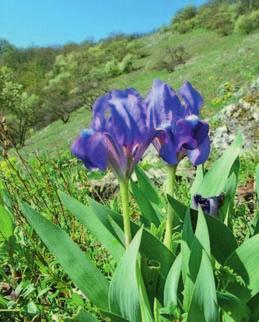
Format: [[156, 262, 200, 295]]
[[72, 80, 210, 179]]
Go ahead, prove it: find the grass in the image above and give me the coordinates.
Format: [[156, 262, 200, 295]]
[[23, 28, 259, 156]]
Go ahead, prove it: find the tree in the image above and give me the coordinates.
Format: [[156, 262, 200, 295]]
[[0, 66, 39, 146]]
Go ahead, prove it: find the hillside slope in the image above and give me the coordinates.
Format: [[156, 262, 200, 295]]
[[23, 29, 259, 157]]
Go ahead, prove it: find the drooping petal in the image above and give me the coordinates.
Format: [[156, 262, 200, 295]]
[[130, 128, 158, 173], [103, 133, 127, 179], [71, 129, 128, 178], [145, 79, 185, 129], [92, 88, 147, 148], [178, 81, 203, 116], [175, 115, 209, 150], [153, 129, 178, 165], [71, 129, 107, 170], [186, 136, 210, 165]]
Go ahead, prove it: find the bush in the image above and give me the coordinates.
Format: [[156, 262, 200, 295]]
[[119, 54, 134, 73], [173, 18, 196, 34], [104, 59, 120, 77], [234, 10, 259, 34], [154, 46, 188, 72], [191, 3, 237, 36], [172, 5, 197, 25], [206, 10, 234, 36]]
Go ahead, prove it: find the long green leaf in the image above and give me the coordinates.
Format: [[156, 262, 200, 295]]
[[181, 211, 195, 311], [225, 234, 259, 302], [164, 252, 182, 308], [109, 227, 143, 322], [135, 166, 161, 205], [190, 165, 204, 196], [195, 208, 210, 256], [136, 263, 154, 322], [131, 181, 161, 227], [87, 196, 174, 280], [101, 311, 130, 322], [169, 197, 238, 264], [21, 202, 109, 310], [217, 291, 250, 322], [59, 191, 124, 261], [0, 205, 13, 241], [197, 134, 243, 197], [256, 164, 259, 198], [187, 250, 218, 322], [220, 173, 237, 224]]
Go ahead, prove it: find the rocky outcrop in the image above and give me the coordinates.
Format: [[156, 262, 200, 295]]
[[211, 77, 259, 151]]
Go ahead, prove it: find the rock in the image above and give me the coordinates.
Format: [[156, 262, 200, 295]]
[[211, 77, 259, 152]]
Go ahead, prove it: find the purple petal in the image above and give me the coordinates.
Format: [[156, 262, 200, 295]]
[[153, 129, 178, 165], [71, 129, 128, 178], [71, 129, 107, 171], [175, 115, 209, 150], [178, 81, 203, 116], [186, 136, 210, 165], [145, 79, 185, 128], [92, 88, 147, 147]]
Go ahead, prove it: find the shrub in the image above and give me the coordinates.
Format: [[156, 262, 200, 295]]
[[206, 10, 234, 36], [172, 5, 197, 25], [104, 59, 120, 77], [235, 10, 259, 34], [154, 46, 188, 72], [119, 54, 134, 73], [173, 18, 196, 34]]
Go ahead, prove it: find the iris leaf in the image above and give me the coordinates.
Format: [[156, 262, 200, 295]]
[[225, 234, 259, 302], [135, 166, 161, 205], [59, 191, 124, 261], [109, 227, 143, 322], [196, 133, 243, 197], [21, 202, 109, 310], [217, 291, 250, 322], [187, 250, 218, 322], [164, 252, 182, 308], [131, 181, 161, 227]]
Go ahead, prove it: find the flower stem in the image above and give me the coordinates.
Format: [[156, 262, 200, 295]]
[[119, 179, 132, 248], [164, 165, 177, 251]]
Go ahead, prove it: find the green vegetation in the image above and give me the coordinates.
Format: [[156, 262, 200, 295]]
[[1, 29, 257, 157], [0, 0, 259, 320], [171, 0, 259, 36], [0, 1, 259, 154]]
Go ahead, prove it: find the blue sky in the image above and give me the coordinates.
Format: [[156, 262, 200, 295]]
[[1, 0, 207, 48]]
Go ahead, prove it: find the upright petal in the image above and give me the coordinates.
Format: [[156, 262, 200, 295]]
[[145, 79, 185, 129], [186, 136, 210, 165], [92, 88, 147, 148], [178, 81, 203, 116]]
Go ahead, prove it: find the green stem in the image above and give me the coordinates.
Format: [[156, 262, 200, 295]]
[[163, 165, 177, 251], [119, 179, 132, 248]]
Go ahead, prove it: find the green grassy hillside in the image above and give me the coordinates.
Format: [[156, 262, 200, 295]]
[[23, 29, 259, 157]]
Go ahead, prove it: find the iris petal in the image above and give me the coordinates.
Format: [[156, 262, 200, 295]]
[[92, 88, 147, 147], [186, 136, 211, 165], [175, 115, 209, 150], [72, 87, 154, 179], [178, 81, 204, 116], [145, 79, 185, 128], [71, 129, 107, 170], [153, 129, 178, 165]]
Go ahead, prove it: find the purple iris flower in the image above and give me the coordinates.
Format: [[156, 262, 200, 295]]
[[146, 79, 210, 165], [71, 88, 155, 180]]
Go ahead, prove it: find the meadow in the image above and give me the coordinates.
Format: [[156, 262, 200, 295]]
[[1, 1, 259, 321]]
